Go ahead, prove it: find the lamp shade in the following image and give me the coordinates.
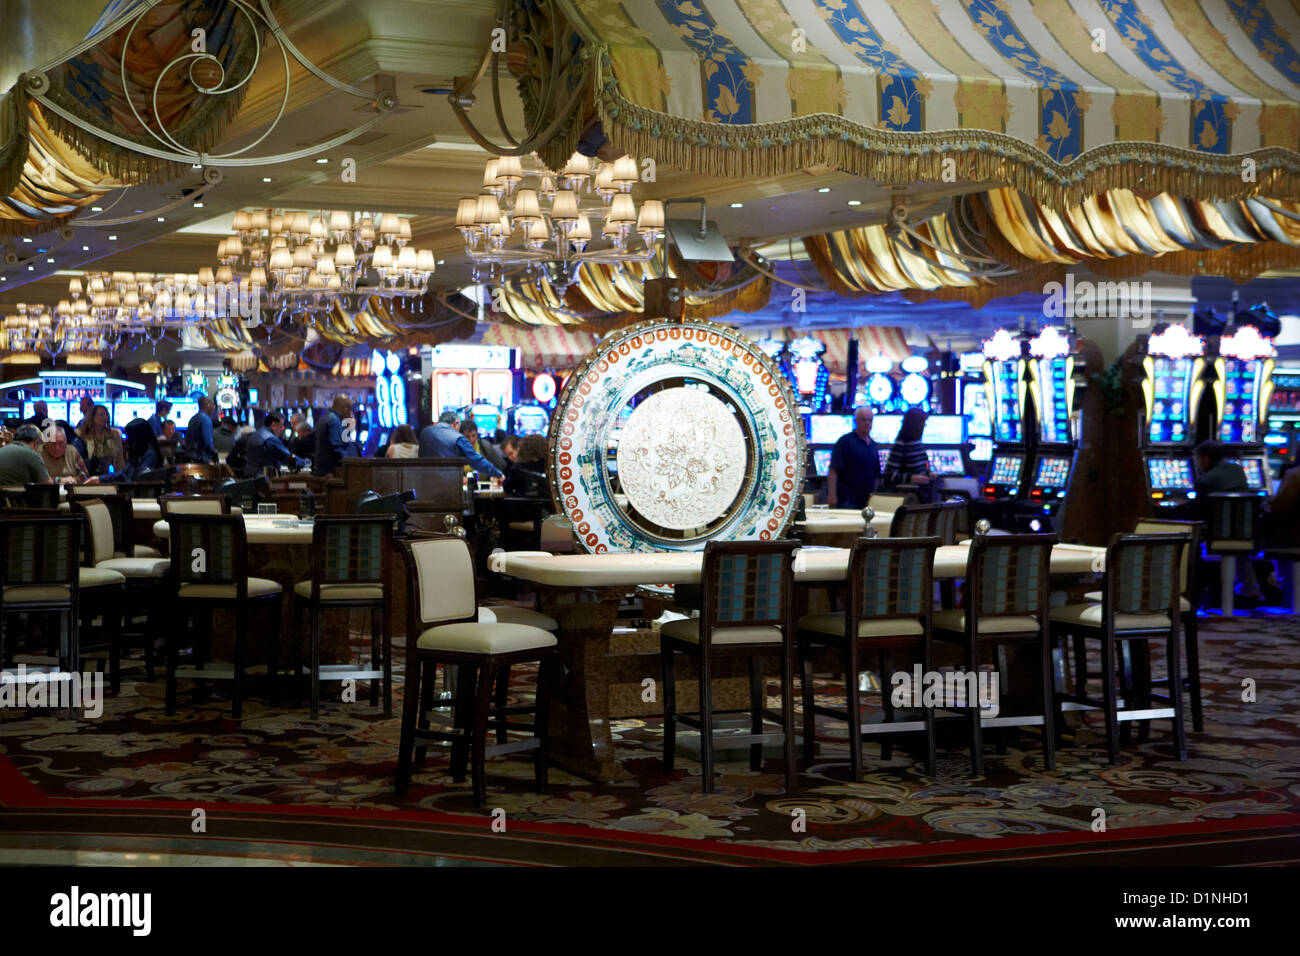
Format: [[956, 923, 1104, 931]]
[[612, 155, 638, 185], [455, 198, 479, 227], [608, 193, 636, 224], [551, 190, 579, 221], [637, 200, 665, 231], [569, 215, 592, 241], [372, 245, 393, 269], [513, 188, 542, 220]]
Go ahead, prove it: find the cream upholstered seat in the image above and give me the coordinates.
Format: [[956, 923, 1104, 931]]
[[418, 622, 556, 655], [396, 534, 557, 808], [157, 494, 229, 516], [798, 612, 924, 639], [291, 516, 393, 720], [293, 581, 383, 601], [1051, 603, 1171, 630], [659, 618, 782, 644], [933, 610, 1041, 635], [477, 605, 558, 630], [179, 578, 281, 599], [5, 564, 127, 601], [98, 556, 172, 578], [1085, 590, 1191, 613]]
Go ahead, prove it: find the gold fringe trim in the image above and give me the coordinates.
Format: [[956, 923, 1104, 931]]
[[1087, 243, 1300, 282], [574, 49, 1300, 207]]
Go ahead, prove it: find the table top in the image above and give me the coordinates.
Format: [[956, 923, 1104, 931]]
[[153, 514, 313, 544], [797, 509, 894, 536], [490, 541, 1105, 587]]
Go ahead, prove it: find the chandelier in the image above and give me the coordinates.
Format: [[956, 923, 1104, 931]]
[[215, 209, 437, 317], [456, 152, 665, 291]]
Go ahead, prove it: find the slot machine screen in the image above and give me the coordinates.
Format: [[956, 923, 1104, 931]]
[[1034, 456, 1072, 490], [869, 415, 903, 445], [22, 401, 70, 422], [921, 415, 964, 445], [809, 414, 854, 446], [470, 406, 500, 435], [168, 400, 200, 427], [813, 449, 832, 477], [112, 400, 154, 428], [970, 437, 993, 461], [926, 449, 964, 474], [1146, 457, 1195, 491], [1230, 457, 1267, 491], [989, 454, 1023, 486], [513, 405, 549, 436]]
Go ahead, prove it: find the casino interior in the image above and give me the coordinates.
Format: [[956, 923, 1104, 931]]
[[0, 0, 1298, 870]]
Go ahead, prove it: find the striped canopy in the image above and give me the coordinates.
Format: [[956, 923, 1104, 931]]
[[538, 0, 1300, 205]]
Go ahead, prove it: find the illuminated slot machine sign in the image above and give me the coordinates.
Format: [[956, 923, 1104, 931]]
[[38, 371, 106, 403], [787, 336, 829, 413], [898, 355, 932, 411], [1142, 324, 1205, 445], [864, 354, 896, 411], [186, 370, 209, 398], [214, 372, 240, 412], [981, 329, 1025, 443], [428, 344, 514, 419], [1215, 326, 1275, 444], [1027, 327, 1074, 444], [959, 351, 993, 462], [372, 349, 407, 431]]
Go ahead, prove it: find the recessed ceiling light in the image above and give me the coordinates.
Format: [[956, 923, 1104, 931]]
[[91, 206, 103, 211], [193, 201, 204, 208], [847, 200, 862, 206], [315, 158, 328, 164], [46, 257, 53, 263], [82, 245, 89, 251], [437, 259, 445, 265], [27, 265, 33, 271], [818, 187, 831, 193], [108, 235, 117, 240], [729, 202, 743, 208], [21, 237, 31, 243], [262, 177, 273, 182], [157, 217, 165, 222]]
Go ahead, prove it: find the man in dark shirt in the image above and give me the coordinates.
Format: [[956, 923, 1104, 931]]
[[0, 424, 52, 485], [313, 395, 354, 476], [828, 406, 880, 509], [244, 412, 306, 478], [146, 400, 172, 438], [183, 397, 218, 463]]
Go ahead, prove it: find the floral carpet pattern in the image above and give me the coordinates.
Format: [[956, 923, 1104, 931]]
[[1, 612, 1298, 860]]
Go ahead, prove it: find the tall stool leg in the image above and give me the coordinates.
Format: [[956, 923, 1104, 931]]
[[748, 656, 763, 772], [1039, 628, 1057, 771], [1221, 556, 1236, 616], [1101, 633, 1121, 765], [450, 663, 475, 782], [267, 598, 280, 708], [471, 659, 495, 808], [968, 636, 984, 776], [1184, 613, 1203, 732], [800, 643, 817, 764], [781, 641, 797, 791], [660, 644, 677, 774], [699, 650, 714, 793], [845, 643, 863, 782], [369, 607, 380, 709], [1167, 624, 1188, 761], [380, 605, 392, 719], [494, 664, 511, 744], [533, 654, 553, 793], [395, 649, 420, 795], [309, 604, 322, 719], [233, 603, 247, 719]]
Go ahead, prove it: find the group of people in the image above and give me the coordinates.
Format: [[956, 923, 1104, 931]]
[[378, 410, 548, 499], [827, 406, 934, 509]]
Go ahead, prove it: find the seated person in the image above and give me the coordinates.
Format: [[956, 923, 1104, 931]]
[[0, 424, 54, 485], [40, 427, 96, 483], [77, 404, 126, 476], [505, 434, 551, 499], [290, 421, 316, 458], [384, 424, 420, 459], [243, 412, 307, 478], [123, 418, 161, 480], [461, 419, 507, 473]]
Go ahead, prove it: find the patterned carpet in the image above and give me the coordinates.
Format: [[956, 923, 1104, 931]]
[[1, 610, 1298, 864]]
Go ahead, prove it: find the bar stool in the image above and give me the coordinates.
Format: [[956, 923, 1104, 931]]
[[158, 494, 230, 516], [292, 516, 393, 719], [68, 490, 159, 557], [163, 513, 283, 718], [477, 605, 558, 744], [797, 536, 941, 779], [395, 535, 556, 807], [70, 499, 169, 691], [1050, 532, 1193, 764], [1083, 519, 1204, 732], [889, 503, 944, 538], [661, 539, 800, 793], [1204, 493, 1261, 616], [931, 530, 1057, 774]]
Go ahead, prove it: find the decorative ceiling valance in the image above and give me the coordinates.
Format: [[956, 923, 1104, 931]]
[[529, 0, 1300, 206], [1, 0, 262, 236], [480, 323, 602, 370]]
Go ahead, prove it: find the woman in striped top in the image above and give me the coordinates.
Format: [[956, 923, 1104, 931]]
[[884, 407, 934, 495]]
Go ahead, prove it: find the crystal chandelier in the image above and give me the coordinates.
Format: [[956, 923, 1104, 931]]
[[456, 152, 665, 291], [215, 209, 437, 316]]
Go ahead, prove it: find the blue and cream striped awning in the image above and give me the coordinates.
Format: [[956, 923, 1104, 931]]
[[537, 0, 1300, 204]]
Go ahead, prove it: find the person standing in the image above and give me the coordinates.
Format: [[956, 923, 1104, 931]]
[[313, 395, 354, 476], [828, 406, 881, 509], [418, 410, 502, 478], [147, 400, 172, 438], [183, 396, 218, 464], [882, 407, 934, 497]]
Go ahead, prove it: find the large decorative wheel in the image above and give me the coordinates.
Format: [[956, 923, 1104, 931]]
[[548, 318, 805, 553]]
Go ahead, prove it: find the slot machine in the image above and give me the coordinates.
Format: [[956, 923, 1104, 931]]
[[787, 336, 831, 416], [806, 412, 855, 489], [365, 349, 408, 455], [1139, 324, 1206, 512], [977, 329, 1029, 520], [1264, 366, 1300, 478], [958, 351, 994, 465], [920, 415, 969, 480], [1023, 326, 1078, 532], [862, 353, 896, 413], [1213, 325, 1275, 497], [897, 355, 933, 413]]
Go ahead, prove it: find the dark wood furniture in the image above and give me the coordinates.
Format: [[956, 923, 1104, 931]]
[[331, 457, 465, 529], [660, 539, 800, 793], [797, 536, 941, 779]]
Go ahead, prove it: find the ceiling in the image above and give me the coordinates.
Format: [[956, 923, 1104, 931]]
[[1, 0, 1294, 348]]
